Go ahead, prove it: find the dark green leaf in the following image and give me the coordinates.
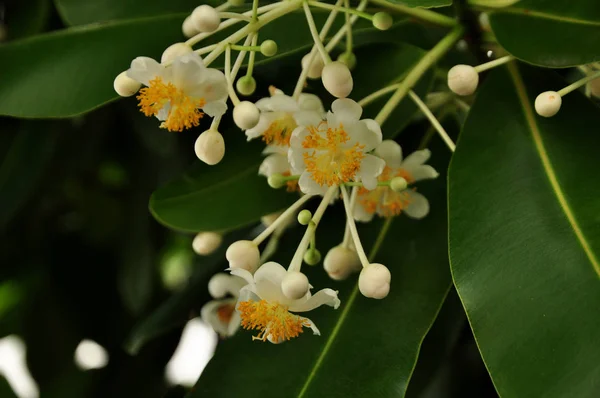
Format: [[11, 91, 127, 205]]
[[4, 0, 50, 39], [449, 64, 600, 397], [489, 0, 600, 67]]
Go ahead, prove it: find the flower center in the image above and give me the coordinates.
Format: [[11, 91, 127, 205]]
[[137, 77, 206, 132], [302, 124, 364, 186], [238, 299, 309, 342], [358, 166, 415, 217], [216, 303, 236, 323], [263, 113, 297, 146]]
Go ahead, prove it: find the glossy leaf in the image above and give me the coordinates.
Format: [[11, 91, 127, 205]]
[[449, 65, 600, 397], [489, 0, 600, 67]]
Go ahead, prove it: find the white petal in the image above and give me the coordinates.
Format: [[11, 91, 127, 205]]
[[346, 120, 380, 152], [202, 100, 227, 117], [254, 261, 287, 286], [201, 299, 234, 337], [156, 103, 171, 121], [357, 154, 385, 190], [404, 191, 430, 219], [269, 94, 299, 112], [263, 144, 287, 155], [227, 311, 241, 336], [290, 126, 311, 148], [246, 113, 275, 139], [362, 119, 383, 150], [188, 68, 228, 102], [353, 201, 375, 222], [127, 56, 163, 86], [288, 146, 306, 174], [298, 93, 324, 112], [289, 288, 340, 312], [302, 316, 320, 335], [401, 149, 431, 169], [375, 140, 403, 168], [172, 52, 206, 88], [255, 97, 275, 112], [298, 172, 329, 196], [259, 153, 289, 177], [331, 98, 362, 124], [229, 268, 254, 285], [293, 110, 323, 128], [403, 164, 439, 181]]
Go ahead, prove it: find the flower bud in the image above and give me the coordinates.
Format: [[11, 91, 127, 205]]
[[233, 101, 260, 130], [226, 240, 260, 272], [260, 40, 278, 57], [301, 53, 325, 79], [236, 75, 257, 96], [281, 271, 310, 299], [447, 65, 479, 96], [303, 249, 321, 266], [390, 177, 408, 192], [373, 12, 393, 31], [322, 61, 353, 98], [534, 91, 562, 117], [161, 42, 193, 63], [192, 232, 223, 255], [590, 78, 600, 98], [113, 71, 142, 97], [297, 209, 312, 225], [267, 173, 286, 189], [182, 16, 199, 38], [358, 263, 391, 299], [337, 52, 356, 70], [192, 5, 221, 33], [207, 273, 232, 298], [324, 245, 361, 280], [194, 130, 225, 165]]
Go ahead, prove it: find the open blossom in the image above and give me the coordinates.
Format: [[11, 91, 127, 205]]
[[258, 145, 299, 191], [246, 88, 324, 147], [354, 140, 438, 221], [289, 98, 385, 195], [230, 262, 340, 343], [127, 53, 227, 132], [201, 273, 247, 337]]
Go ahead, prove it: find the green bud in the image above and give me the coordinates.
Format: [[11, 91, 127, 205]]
[[390, 177, 408, 192], [373, 12, 393, 31], [337, 52, 357, 70], [304, 249, 322, 266], [297, 209, 312, 225], [260, 40, 278, 57], [268, 173, 286, 189], [236, 75, 256, 96]]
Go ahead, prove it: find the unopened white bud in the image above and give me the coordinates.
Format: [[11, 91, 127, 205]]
[[161, 42, 193, 63], [337, 52, 356, 70], [447, 65, 479, 96], [113, 71, 142, 97], [324, 245, 361, 280], [226, 240, 260, 272], [322, 61, 353, 98], [590, 78, 600, 98], [236, 75, 257, 96], [303, 249, 321, 266], [373, 12, 393, 30], [358, 263, 391, 299], [194, 130, 225, 165], [233, 101, 260, 130], [281, 271, 310, 299], [535, 91, 562, 117], [301, 53, 325, 79], [207, 273, 232, 298], [390, 177, 408, 192], [260, 40, 278, 57], [192, 232, 222, 255], [297, 210, 312, 225], [182, 16, 199, 38], [267, 173, 286, 189], [192, 5, 221, 33]]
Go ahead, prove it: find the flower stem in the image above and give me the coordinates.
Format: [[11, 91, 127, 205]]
[[220, 12, 253, 22], [557, 69, 600, 97], [357, 83, 400, 107], [340, 185, 369, 267], [253, 194, 314, 246], [374, 26, 464, 126], [473, 55, 513, 73], [343, 0, 353, 53], [341, 186, 358, 248], [308, 1, 373, 20], [303, 2, 332, 64], [224, 46, 241, 105], [252, 0, 259, 21], [408, 90, 456, 152], [232, 34, 254, 79], [324, 0, 367, 53], [369, 0, 457, 28], [246, 33, 259, 77]]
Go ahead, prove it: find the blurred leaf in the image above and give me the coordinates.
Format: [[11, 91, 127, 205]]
[[385, 0, 451, 7], [489, 0, 600, 67], [449, 65, 600, 397], [0, 281, 23, 319], [0, 121, 58, 230], [3, 0, 50, 40]]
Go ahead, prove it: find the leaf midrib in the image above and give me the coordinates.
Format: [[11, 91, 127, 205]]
[[499, 7, 600, 27], [507, 63, 600, 278]]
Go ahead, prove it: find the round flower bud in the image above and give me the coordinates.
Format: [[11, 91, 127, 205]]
[[192, 5, 221, 33], [233, 101, 260, 130], [161, 42, 193, 63], [113, 71, 142, 97], [301, 53, 325, 79], [207, 273, 232, 299], [267, 173, 286, 189], [303, 249, 321, 266], [192, 232, 222, 255], [226, 240, 260, 272], [337, 52, 357, 70], [182, 16, 199, 38], [194, 130, 225, 165], [228, 0, 245, 6], [589, 78, 600, 98], [534, 91, 562, 117], [297, 209, 312, 225], [447, 65, 479, 96], [236, 75, 257, 96], [322, 61, 353, 98], [260, 40, 278, 57], [324, 245, 361, 280], [373, 12, 393, 31], [359, 263, 391, 299], [281, 271, 310, 299], [390, 177, 408, 192], [261, 211, 282, 227]]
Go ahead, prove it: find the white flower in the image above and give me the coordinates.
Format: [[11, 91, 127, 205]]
[[354, 140, 438, 222], [201, 273, 246, 337], [127, 53, 227, 132], [258, 145, 299, 191], [230, 262, 340, 343], [246, 88, 325, 147], [288, 98, 385, 196]]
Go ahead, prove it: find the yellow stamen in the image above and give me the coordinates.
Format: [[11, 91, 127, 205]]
[[137, 77, 206, 132], [262, 114, 297, 146], [238, 299, 309, 342], [358, 166, 415, 217], [302, 124, 364, 186]]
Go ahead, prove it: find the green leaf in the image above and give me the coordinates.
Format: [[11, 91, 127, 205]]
[[449, 64, 600, 397], [386, 0, 451, 8], [191, 153, 451, 397], [489, 0, 600, 67]]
